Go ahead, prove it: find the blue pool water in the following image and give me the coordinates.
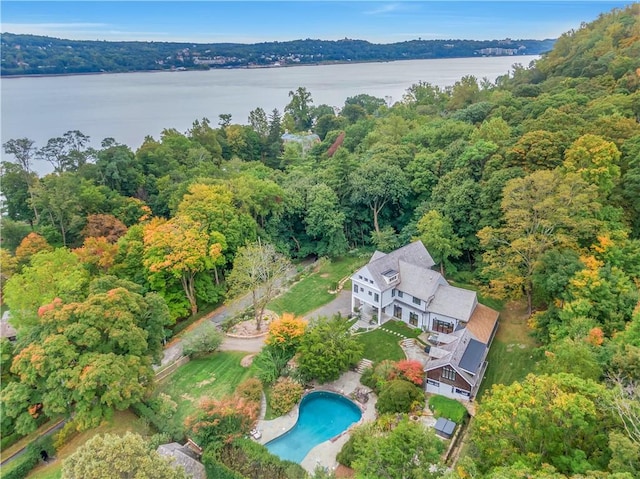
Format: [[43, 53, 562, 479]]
[[265, 391, 362, 463]]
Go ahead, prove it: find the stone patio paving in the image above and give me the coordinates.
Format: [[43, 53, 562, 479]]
[[254, 371, 377, 474]]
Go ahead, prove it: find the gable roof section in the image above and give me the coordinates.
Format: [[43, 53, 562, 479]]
[[428, 284, 477, 322], [459, 338, 485, 374], [465, 303, 499, 344], [396, 260, 443, 300], [425, 328, 487, 388], [157, 443, 206, 479], [356, 240, 436, 292]]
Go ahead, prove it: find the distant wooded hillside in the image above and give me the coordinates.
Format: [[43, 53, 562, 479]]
[[0, 33, 555, 76]]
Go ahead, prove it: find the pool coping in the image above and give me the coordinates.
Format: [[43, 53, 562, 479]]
[[259, 388, 365, 446], [255, 381, 377, 473]]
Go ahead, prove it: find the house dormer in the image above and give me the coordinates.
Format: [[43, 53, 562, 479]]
[[381, 269, 399, 285]]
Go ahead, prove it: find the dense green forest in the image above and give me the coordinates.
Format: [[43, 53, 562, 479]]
[[2, 3, 640, 478], [0, 33, 555, 76]]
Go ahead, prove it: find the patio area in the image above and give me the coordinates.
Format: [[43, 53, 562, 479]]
[[253, 371, 377, 474]]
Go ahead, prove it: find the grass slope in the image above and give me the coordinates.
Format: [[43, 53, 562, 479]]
[[26, 411, 151, 479], [269, 255, 367, 316], [477, 300, 540, 400], [356, 329, 405, 363], [155, 351, 256, 427]]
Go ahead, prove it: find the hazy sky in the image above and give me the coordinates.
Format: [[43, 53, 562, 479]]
[[1, 1, 635, 44]]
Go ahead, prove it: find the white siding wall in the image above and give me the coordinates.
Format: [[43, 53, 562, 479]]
[[426, 380, 472, 401], [351, 279, 380, 308]]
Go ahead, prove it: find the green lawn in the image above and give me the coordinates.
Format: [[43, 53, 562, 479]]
[[428, 395, 468, 423], [477, 301, 541, 400], [154, 351, 256, 427], [27, 410, 150, 479], [356, 328, 405, 363], [269, 255, 368, 316], [382, 320, 423, 339]]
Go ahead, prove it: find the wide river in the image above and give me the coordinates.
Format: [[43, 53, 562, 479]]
[[1, 55, 537, 171]]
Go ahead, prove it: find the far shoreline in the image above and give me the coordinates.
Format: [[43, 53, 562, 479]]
[[0, 54, 540, 79]]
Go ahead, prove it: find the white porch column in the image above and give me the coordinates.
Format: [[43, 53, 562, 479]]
[[351, 294, 356, 314], [378, 305, 382, 325]]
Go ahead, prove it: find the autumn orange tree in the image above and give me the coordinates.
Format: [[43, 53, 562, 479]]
[[265, 313, 306, 354], [143, 216, 226, 315], [1, 284, 170, 433], [73, 236, 119, 274], [14, 232, 53, 267], [81, 213, 128, 243], [185, 395, 259, 447]]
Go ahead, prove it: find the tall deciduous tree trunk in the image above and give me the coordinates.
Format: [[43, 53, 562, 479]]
[[372, 206, 380, 234], [182, 274, 198, 314]]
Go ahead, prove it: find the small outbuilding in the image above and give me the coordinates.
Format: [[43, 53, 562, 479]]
[[434, 418, 456, 439], [1, 311, 17, 341], [156, 442, 206, 479]]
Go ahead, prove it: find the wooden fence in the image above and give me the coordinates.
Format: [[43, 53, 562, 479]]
[[155, 356, 189, 381]]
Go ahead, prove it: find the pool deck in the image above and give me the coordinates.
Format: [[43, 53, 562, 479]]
[[254, 370, 377, 474]]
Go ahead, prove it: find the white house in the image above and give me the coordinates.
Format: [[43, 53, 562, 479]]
[[351, 240, 499, 400]]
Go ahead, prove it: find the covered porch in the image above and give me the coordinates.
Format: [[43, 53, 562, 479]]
[[351, 296, 394, 326]]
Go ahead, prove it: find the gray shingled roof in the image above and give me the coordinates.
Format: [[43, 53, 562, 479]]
[[428, 284, 477, 322], [424, 329, 487, 388], [354, 241, 436, 293], [157, 443, 206, 479], [396, 261, 444, 300]]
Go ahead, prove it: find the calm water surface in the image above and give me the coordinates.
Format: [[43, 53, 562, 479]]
[[265, 391, 362, 464], [1, 55, 537, 172]]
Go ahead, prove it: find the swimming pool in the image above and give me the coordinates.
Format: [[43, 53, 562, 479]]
[[265, 391, 362, 463]]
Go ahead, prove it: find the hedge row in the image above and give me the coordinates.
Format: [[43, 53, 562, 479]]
[[130, 402, 184, 442], [202, 447, 247, 479], [218, 438, 307, 479], [2, 436, 55, 479]]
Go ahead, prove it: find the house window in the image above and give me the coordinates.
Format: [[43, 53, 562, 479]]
[[353, 284, 358, 293], [409, 312, 418, 326], [397, 291, 404, 298], [374, 293, 379, 302], [442, 366, 456, 381], [392, 289, 396, 297], [360, 287, 364, 293], [427, 379, 439, 387], [455, 388, 470, 397], [393, 305, 402, 319], [368, 291, 372, 296], [412, 296, 421, 305], [359, 275, 363, 279], [434, 319, 453, 334]]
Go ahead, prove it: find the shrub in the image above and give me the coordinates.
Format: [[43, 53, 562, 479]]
[[253, 345, 291, 386], [53, 420, 80, 450], [1, 432, 21, 451], [266, 313, 306, 353], [269, 377, 304, 417], [376, 379, 425, 414], [182, 322, 224, 357], [359, 366, 377, 390], [218, 438, 307, 479], [185, 395, 259, 447], [236, 377, 264, 403], [149, 393, 178, 419], [428, 395, 468, 423], [130, 401, 184, 441], [3, 435, 56, 479], [393, 360, 425, 386]]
